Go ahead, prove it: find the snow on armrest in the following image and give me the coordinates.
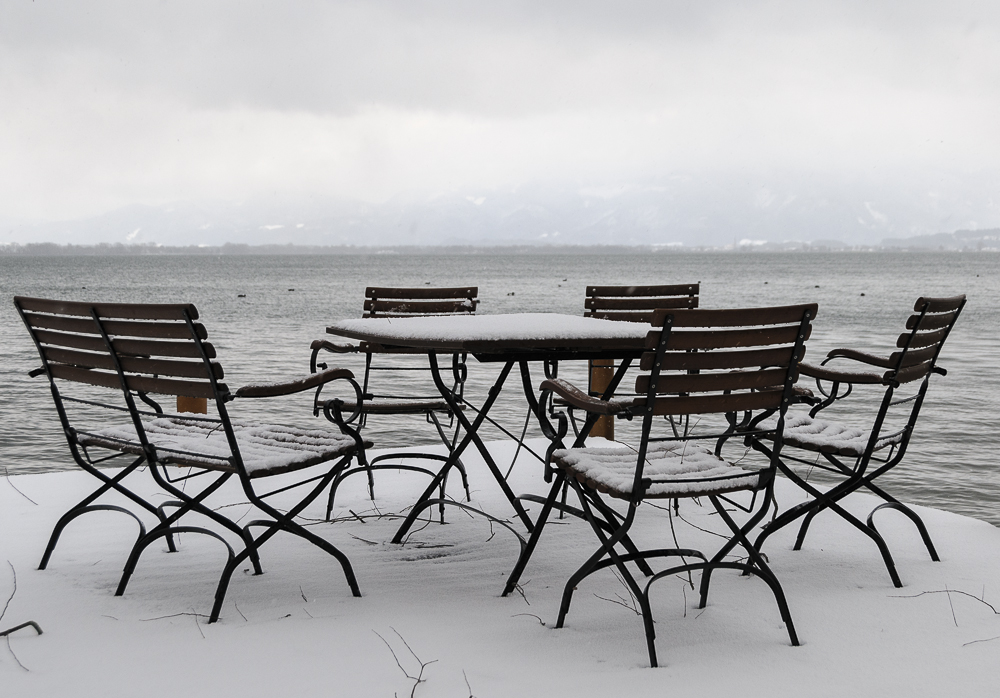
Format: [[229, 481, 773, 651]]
[[540, 378, 635, 415], [310, 339, 358, 354], [236, 367, 355, 398], [798, 361, 885, 385], [825, 348, 894, 369]]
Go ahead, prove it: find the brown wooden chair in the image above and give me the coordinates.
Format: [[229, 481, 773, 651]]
[[561, 284, 701, 442], [15, 296, 367, 623], [310, 286, 478, 519], [752, 294, 966, 587], [504, 302, 816, 666]]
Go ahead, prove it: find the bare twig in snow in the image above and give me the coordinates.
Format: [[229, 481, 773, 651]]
[[964, 635, 1000, 647], [373, 628, 438, 698], [946, 584, 958, 627], [513, 581, 530, 606], [140, 612, 211, 622], [512, 613, 546, 627], [193, 612, 205, 639], [890, 589, 998, 615], [3, 467, 38, 505], [300, 585, 308, 603], [6, 635, 28, 671], [0, 562, 16, 623], [234, 603, 248, 622], [349, 533, 379, 546], [463, 669, 475, 697]]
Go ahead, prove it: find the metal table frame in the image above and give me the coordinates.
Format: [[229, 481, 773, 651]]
[[326, 315, 648, 543]]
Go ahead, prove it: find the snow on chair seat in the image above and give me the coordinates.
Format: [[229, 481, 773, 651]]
[[778, 410, 903, 458], [79, 417, 365, 478], [552, 442, 766, 499]]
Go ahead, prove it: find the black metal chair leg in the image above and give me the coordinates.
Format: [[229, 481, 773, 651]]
[[868, 501, 939, 561], [40, 504, 147, 570]]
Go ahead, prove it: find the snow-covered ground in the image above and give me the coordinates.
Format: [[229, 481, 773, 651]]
[[1, 439, 998, 697]]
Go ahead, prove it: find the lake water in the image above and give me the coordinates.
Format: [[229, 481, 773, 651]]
[[2, 251, 998, 525]]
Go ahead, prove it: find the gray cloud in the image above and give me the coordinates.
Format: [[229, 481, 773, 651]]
[[1, 0, 998, 231]]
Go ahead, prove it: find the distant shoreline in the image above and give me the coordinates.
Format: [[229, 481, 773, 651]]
[[2, 242, 998, 256]]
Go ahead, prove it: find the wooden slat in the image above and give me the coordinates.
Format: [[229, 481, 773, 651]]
[[652, 304, 817, 328], [587, 309, 696, 323], [891, 362, 933, 384], [639, 346, 801, 371], [635, 367, 789, 394], [905, 310, 959, 331], [649, 390, 784, 416], [366, 287, 477, 300], [586, 297, 698, 310], [897, 326, 949, 350], [33, 329, 215, 359], [913, 295, 965, 313], [645, 325, 810, 350], [888, 345, 939, 368], [48, 362, 222, 396], [364, 299, 477, 316], [114, 337, 216, 360], [41, 346, 222, 379], [15, 296, 199, 321], [124, 374, 221, 398], [24, 312, 207, 340], [586, 284, 698, 297], [48, 363, 122, 390]]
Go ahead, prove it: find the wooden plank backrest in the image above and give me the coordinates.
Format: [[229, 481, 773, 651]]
[[15, 296, 226, 398], [634, 304, 816, 415], [888, 294, 966, 384], [363, 286, 478, 317], [585, 283, 699, 322]]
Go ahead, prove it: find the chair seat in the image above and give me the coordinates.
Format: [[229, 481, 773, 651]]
[[777, 410, 903, 457], [552, 442, 766, 499], [79, 417, 365, 478]]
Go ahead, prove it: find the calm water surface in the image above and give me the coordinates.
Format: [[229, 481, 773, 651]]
[[2, 252, 997, 524]]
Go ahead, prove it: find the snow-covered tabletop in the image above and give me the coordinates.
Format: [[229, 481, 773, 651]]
[[327, 313, 650, 352]]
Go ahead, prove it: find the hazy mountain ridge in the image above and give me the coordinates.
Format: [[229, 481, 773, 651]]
[[3, 175, 997, 249]]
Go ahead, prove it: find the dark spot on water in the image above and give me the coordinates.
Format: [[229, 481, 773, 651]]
[[288, 288, 294, 292], [238, 294, 246, 298], [860, 292, 865, 296], [815, 285, 820, 288]]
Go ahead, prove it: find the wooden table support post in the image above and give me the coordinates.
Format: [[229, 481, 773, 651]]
[[589, 359, 614, 441], [177, 396, 207, 414]]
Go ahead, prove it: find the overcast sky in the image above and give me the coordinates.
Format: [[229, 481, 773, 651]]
[[1, 0, 998, 229]]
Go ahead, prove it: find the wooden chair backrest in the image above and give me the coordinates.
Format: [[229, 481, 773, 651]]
[[15, 296, 226, 399], [635, 304, 817, 417], [585, 284, 699, 323], [363, 287, 478, 318], [889, 295, 965, 384]]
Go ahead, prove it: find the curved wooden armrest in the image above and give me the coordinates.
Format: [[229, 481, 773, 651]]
[[540, 378, 635, 415], [310, 339, 358, 354], [798, 361, 885, 385], [824, 348, 894, 369], [235, 367, 355, 398]]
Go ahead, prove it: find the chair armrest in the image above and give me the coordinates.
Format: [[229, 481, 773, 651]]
[[235, 368, 355, 398], [539, 378, 635, 415], [310, 339, 358, 354], [798, 361, 885, 385], [824, 348, 894, 369]]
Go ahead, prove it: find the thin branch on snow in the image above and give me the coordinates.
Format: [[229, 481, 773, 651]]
[[512, 613, 546, 627], [3, 467, 38, 505], [373, 628, 438, 698], [0, 562, 16, 623], [891, 589, 998, 615], [463, 669, 476, 698]]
